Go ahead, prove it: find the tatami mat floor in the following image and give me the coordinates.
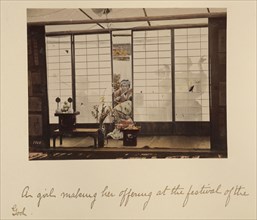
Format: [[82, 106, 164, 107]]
[[50, 135, 210, 150]]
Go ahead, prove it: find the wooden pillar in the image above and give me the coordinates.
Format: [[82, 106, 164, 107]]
[[209, 17, 227, 151], [28, 26, 50, 149]]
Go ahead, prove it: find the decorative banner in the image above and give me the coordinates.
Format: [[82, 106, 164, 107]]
[[113, 44, 131, 61]]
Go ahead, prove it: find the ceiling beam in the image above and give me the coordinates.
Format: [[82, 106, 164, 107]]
[[78, 8, 105, 29], [46, 23, 208, 36], [143, 8, 151, 27], [28, 12, 226, 26]]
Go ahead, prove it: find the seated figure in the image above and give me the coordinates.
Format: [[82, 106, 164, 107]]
[[107, 79, 134, 139], [113, 79, 132, 105]]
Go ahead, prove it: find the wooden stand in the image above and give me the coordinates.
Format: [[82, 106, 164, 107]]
[[54, 111, 80, 132], [121, 128, 140, 146]]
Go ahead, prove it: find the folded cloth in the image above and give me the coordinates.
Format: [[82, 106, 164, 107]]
[[107, 128, 123, 140]]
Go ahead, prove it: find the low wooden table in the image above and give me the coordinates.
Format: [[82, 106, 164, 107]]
[[54, 111, 80, 132], [52, 128, 99, 148], [121, 127, 140, 146]]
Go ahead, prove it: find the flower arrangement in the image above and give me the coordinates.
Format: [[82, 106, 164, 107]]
[[61, 101, 70, 112], [55, 97, 73, 113], [91, 97, 112, 131]]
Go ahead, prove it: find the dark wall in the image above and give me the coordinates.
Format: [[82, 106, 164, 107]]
[[28, 26, 50, 149], [209, 17, 227, 151]]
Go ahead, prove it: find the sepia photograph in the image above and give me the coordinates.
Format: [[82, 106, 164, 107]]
[[27, 8, 228, 160], [1, 1, 256, 220]]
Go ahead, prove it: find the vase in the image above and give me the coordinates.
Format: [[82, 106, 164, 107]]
[[98, 129, 105, 148]]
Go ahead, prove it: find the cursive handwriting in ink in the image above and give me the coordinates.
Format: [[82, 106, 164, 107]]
[[12, 204, 27, 216], [170, 184, 185, 195], [60, 188, 97, 209], [21, 186, 33, 198], [157, 185, 185, 196], [37, 188, 56, 207], [224, 185, 249, 207], [224, 186, 234, 207], [119, 188, 152, 210], [183, 184, 222, 207], [156, 185, 171, 196], [102, 186, 115, 197]]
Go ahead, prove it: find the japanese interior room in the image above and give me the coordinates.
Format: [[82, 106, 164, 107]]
[[27, 8, 227, 160]]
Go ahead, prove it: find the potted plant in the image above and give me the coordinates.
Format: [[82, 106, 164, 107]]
[[91, 97, 111, 147]]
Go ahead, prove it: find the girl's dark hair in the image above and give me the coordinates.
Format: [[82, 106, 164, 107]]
[[120, 79, 130, 87]]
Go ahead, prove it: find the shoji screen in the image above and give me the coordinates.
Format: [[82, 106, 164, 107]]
[[174, 28, 209, 121], [46, 36, 72, 123], [74, 34, 112, 123], [133, 30, 172, 122]]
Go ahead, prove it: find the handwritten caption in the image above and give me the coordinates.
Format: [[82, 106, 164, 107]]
[[12, 184, 249, 216]]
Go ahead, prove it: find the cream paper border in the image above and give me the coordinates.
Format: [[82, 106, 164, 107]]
[[1, 1, 256, 219]]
